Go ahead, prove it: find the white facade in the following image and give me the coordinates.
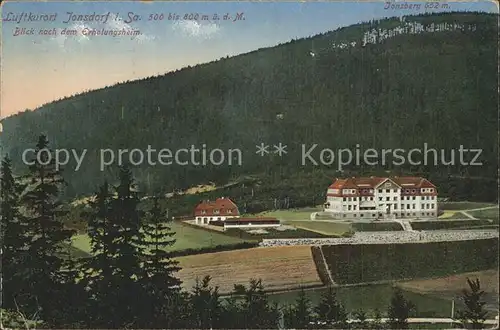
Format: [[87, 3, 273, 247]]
[[324, 178, 438, 220], [195, 214, 238, 224]]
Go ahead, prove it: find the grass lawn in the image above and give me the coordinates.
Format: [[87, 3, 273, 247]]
[[469, 207, 499, 222], [268, 284, 453, 318], [398, 269, 498, 312], [438, 211, 456, 219], [439, 202, 497, 210], [69, 221, 248, 256], [254, 208, 321, 221], [281, 220, 351, 235], [224, 227, 336, 239]]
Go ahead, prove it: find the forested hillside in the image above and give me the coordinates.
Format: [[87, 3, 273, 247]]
[[1, 12, 497, 200]]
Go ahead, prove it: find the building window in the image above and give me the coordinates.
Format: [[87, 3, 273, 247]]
[[378, 189, 382, 193], [412, 204, 415, 209], [412, 196, 416, 200], [379, 197, 383, 201], [386, 189, 390, 193], [394, 205, 398, 209], [360, 214, 364, 217], [343, 197, 346, 201], [407, 205, 410, 209], [393, 197, 397, 201], [228, 210, 232, 214], [370, 197, 374, 201], [386, 197, 390, 201]]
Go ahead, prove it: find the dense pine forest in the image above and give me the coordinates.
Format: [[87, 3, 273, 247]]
[[0, 12, 498, 203]]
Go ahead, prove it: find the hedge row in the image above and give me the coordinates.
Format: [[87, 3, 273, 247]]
[[320, 238, 499, 284], [352, 222, 403, 232], [170, 242, 260, 258], [310, 246, 331, 286], [409, 219, 493, 230]]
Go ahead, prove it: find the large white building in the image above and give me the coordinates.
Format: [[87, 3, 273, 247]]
[[323, 176, 438, 220]]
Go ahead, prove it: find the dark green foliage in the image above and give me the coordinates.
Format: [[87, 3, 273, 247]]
[[456, 278, 488, 329], [351, 310, 370, 329], [18, 135, 75, 319], [284, 287, 313, 329], [227, 279, 281, 329], [410, 219, 493, 230], [0, 13, 497, 203], [78, 167, 149, 328], [0, 156, 30, 310], [140, 198, 182, 328], [188, 276, 224, 329], [320, 239, 498, 284], [168, 241, 259, 257], [314, 285, 348, 328], [387, 288, 415, 329], [351, 222, 403, 231]]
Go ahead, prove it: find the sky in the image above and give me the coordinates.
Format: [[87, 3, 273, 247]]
[[1, 0, 498, 118]]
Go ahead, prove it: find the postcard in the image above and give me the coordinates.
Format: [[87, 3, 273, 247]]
[[0, 0, 498, 329]]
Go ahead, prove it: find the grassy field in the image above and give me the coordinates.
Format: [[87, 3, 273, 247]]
[[398, 269, 499, 312], [255, 208, 321, 221], [224, 227, 337, 239], [438, 211, 457, 219], [69, 221, 249, 256], [439, 202, 497, 210], [469, 207, 499, 222], [268, 284, 454, 318], [176, 246, 322, 294]]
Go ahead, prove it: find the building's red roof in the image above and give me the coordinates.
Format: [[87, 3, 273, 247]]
[[194, 197, 239, 216], [327, 176, 437, 197]]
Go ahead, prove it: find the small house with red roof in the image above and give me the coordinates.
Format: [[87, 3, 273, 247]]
[[193, 197, 280, 228], [324, 176, 438, 220], [194, 197, 240, 225]]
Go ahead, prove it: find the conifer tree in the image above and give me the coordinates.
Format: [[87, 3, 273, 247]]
[[78, 181, 118, 327], [105, 166, 147, 327], [286, 287, 312, 329], [387, 287, 414, 329], [0, 156, 30, 309], [315, 285, 347, 328], [456, 278, 488, 329], [239, 279, 279, 329], [189, 275, 223, 329], [19, 135, 74, 318], [141, 197, 182, 328]]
